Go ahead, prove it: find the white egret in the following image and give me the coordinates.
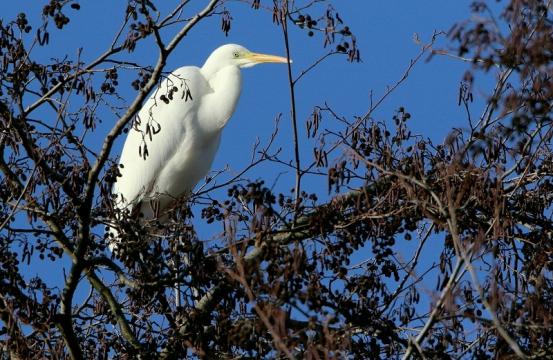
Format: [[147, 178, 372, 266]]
[[111, 44, 289, 234]]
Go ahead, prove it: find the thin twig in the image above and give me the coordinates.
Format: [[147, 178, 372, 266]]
[[279, 0, 302, 221]]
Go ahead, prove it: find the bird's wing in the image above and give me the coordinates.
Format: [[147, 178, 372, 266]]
[[113, 66, 211, 210]]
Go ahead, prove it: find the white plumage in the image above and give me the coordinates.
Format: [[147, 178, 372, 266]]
[[112, 44, 288, 230]]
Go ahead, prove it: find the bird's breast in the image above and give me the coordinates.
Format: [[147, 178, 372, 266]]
[[153, 129, 222, 198]]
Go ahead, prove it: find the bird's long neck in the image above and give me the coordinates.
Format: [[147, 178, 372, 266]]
[[199, 65, 242, 132]]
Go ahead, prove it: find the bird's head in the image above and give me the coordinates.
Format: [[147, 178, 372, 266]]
[[203, 44, 290, 71]]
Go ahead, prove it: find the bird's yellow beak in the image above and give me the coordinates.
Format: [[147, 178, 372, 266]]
[[247, 52, 291, 64]]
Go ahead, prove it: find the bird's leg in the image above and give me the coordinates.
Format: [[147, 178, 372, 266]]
[[174, 285, 180, 308], [173, 237, 181, 308], [182, 252, 199, 306]]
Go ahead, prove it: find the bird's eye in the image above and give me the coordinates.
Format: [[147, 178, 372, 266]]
[[233, 52, 240, 58]]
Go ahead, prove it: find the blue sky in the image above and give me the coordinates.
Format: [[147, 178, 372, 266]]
[[2, 0, 488, 217], [3, 0, 494, 330], [3, 0, 480, 161]]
